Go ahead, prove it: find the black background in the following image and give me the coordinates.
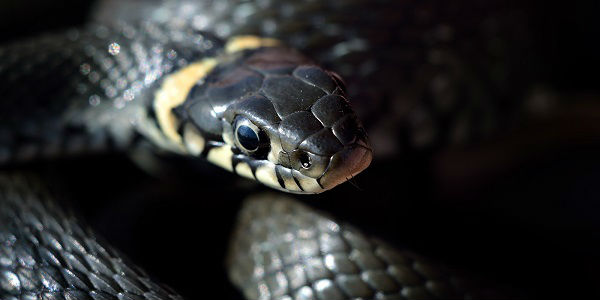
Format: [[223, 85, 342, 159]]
[[3, 1, 600, 298]]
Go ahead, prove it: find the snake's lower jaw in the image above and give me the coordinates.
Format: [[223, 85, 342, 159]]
[[319, 143, 373, 191]]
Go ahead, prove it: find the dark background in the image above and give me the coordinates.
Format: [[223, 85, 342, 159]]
[[3, 0, 600, 298]]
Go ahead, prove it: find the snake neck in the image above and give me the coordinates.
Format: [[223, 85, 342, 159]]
[[145, 36, 283, 155], [0, 21, 224, 164]]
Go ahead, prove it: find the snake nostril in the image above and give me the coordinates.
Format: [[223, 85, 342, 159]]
[[299, 151, 312, 169]]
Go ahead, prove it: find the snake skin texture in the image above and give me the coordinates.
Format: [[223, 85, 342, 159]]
[[227, 194, 506, 300], [176, 46, 371, 192], [0, 174, 183, 300], [1, 0, 557, 163], [94, 0, 538, 158], [0, 20, 223, 163], [3, 0, 590, 299]]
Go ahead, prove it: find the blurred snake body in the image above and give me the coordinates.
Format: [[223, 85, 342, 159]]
[[0, 1, 506, 299]]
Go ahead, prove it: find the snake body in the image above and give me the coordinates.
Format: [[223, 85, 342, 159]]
[[0, 0, 555, 299], [0, 14, 370, 193], [0, 20, 216, 161], [0, 1, 389, 298], [1, 173, 509, 300], [0, 174, 184, 300]]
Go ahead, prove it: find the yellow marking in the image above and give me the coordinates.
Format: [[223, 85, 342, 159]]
[[235, 162, 255, 180], [225, 35, 281, 54], [183, 123, 205, 156], [207, 145, 234, 172], [222, 130, 235, 147], [154, 58, 218, 145], [267, 137, 283, 164], [276, 168, 303, 192], [255, 164, 281, 189], [292, 170, 322, 193], [283, 177, 303, 193]]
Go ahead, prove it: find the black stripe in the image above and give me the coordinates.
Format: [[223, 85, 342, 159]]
[[247, 160, 260, 179], [274, 165, 286, 189], [292, 173, 304, 192], [146, 101, 163, 133], [175, 121, 187, 139], [231, 154, 246, 175], [200, 141, 225, 158], [316, 177, 325, 190]]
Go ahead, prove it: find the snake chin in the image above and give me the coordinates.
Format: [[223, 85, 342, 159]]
[[270, 143, 373, 195], [234, 142, 372, 195]]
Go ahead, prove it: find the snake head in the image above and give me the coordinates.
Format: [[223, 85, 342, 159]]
[[168, 41, 371, 193]]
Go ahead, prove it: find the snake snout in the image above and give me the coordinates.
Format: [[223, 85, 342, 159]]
[[318, 139, 372, 191]]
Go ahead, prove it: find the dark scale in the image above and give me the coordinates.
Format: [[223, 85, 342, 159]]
[[0, 175, 184, 300], [90, 0, 554, 156], [175, 44, 370, 186], [0, 22, 224, 163], [3, 0, 578, 298]]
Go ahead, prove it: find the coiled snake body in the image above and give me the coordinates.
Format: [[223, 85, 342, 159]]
[[0, 0, 564, 299]]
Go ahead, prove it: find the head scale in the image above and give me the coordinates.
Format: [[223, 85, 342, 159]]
[[167, 39, 372, 193]]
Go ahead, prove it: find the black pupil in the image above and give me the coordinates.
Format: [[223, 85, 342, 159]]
[[237, 125, 259, 151]]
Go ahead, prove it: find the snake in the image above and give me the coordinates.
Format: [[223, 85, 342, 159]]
[[0, 12, 372, 193], [0, 0, 565, 299]]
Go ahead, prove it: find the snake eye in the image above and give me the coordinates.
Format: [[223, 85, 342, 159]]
[[234, 116, 268, 154], [236, 125, 259, 151]]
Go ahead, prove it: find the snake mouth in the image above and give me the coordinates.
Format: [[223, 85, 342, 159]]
[[229, 142, 372, 194], [316, 142, 373, 192], [190, 134, 372, 194], [267, 142, 373, 194]]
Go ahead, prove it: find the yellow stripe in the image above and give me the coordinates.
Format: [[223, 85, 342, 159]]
[[235, 162, 255, 180], [292, 170, 322, 193], [225, 35, 281, 54], [255, 164, 281, 190], [153, 58, 218, 145], [207, 145, 234, 172], [183, 123, 206, 155], [153, 35, 279, 149]]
